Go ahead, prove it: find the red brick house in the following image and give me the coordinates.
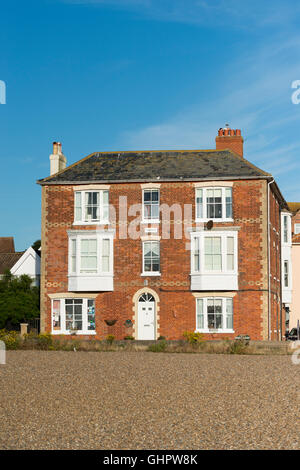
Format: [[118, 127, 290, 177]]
[[37, 128, 291, 341]]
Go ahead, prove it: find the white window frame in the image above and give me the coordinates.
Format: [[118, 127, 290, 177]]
[[190, 231, 238, 275], [68, 231, 114, 277], [195, 297, 234, 334], [142, 188, 160, 223], [195, 187, 233, 222], [142, 240, 161, 276], [51, 298, 96, 335], [294, 223, 300, 235], [74, 190, 109, 225]]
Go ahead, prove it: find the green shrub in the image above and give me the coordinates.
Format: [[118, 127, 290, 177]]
[[148, 340, 167, 352], [183, 331, 204, 344], [124, 335, 134, 340], [227, 339, 249, 355], [158, 335, 166, 340], [23, 332, 53, 350], [0, 329, 20, 349], [106, 334, 115, 345]]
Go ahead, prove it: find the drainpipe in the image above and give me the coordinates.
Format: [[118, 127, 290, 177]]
[[267, 178, 274, 340]]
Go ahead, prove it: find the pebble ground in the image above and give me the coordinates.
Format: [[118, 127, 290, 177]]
[[0, 351, 299, 450]]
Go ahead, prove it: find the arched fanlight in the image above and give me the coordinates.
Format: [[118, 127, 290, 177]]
[[139, 293, 155, 302]]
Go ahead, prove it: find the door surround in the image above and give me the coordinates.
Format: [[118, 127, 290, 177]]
[[132, 288, 160, 340]]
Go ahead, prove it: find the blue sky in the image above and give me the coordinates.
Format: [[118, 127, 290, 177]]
[[1, 0, 300, 250]]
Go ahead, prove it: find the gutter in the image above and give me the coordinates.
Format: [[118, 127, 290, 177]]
[[37, 175, 274, 186]]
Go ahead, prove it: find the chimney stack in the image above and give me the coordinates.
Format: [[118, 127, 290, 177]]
[[216, 125, 244, 158], [49, 141, 67, 175]]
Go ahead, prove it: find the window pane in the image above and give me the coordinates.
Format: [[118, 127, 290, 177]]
[[204, 237, 221, 271], [197, 298, 203, 314], [226, 315, 233, 329], [196, 298, 204, 328], [197, 314, 204, 329], [75, 192, 82, 221], [102, 239, 110, 272], [71, 239, 76, 273], [52, 300, 61, 331], [226, 188, 232, 219], [143, 241, 160, 272], [81, 239, 98, 272], [152, 190, 159, 202], [207, 298, 223, 330], [196, 189, 203, 219], [227, 237, 234, 271], [103, 191, 109, 220], [143, 190, 159, 220], [85, 192, 100, 221], [144, 190, 151, 202], [206, 188, 223, 219], [226, 298, 233, 314], [87, 300, 95, 331]]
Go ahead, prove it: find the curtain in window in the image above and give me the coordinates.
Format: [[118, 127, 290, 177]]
[[196, 298, 204, 329], [204, 237, 222, 271], [144, 241, 160, 272], [227, 236, 234, 271], [102, 239, 110, 272], [80, 239, 97, 272], [196, 189, 203, 219]]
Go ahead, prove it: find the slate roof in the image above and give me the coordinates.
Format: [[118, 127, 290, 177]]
[[0, 252, 24, 275], [38, 150, 271, 185], [0, 237, 15, 254]]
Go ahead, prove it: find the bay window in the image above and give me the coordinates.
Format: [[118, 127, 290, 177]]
[[191, 231, 238, 290], [67, 230, 114, 291], [196, 297, 234, 333], [74, 190, 109, 224], [196, 187, 233, 221], [51, 298, 96, 334]]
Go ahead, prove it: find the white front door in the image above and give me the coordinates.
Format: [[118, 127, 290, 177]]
[[137, 293, 156, 340]]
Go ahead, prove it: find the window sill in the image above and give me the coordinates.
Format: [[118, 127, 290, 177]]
[[72, 221, 110, 226], [141, 220, 160, 224], [196, 329, 235, 334], [52, 331, 96, 335], [141, 272, 161, 277], [195, 218, 234, 224]]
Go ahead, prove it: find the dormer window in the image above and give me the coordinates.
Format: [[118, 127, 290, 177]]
[[74, 190, 109, 224], [196, 187, 233, 222]]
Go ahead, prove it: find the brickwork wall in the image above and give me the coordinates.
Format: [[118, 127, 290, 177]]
[[40, 178, 281, 341]]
